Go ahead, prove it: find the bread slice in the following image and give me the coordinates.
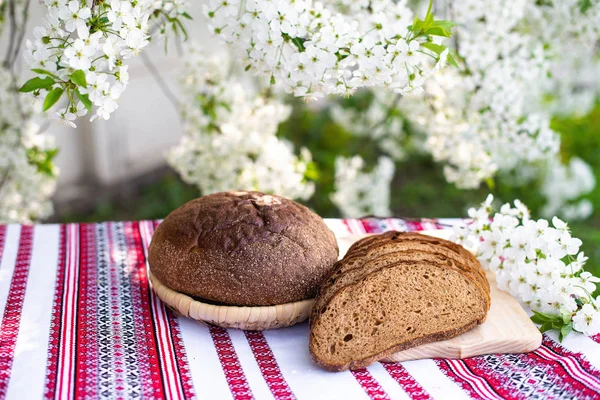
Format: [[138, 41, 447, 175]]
[[309, 232, 490, 372], [312, 249, 488, 325], [312, 232, 489, 327]]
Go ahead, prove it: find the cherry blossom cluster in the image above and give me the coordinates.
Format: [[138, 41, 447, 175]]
[[381, 0, 599, 195], [540, 157, 596, 221], [453, 195, 600, 338], [203, 0, 454, 100], [331, 156, 394, 218], [528, 0, 600, 116], [308, 1, 597, 217], [22, 0, 189, 126], [0, 67, 57, 223], [399, 0, 562, 189], [168, 46, 315, 200], [405, 67, 560, 189]]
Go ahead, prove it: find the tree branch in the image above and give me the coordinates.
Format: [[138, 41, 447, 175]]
[[0, 167, 12, 204], [4, 0, 17, 68], [140, 51, 180, 112], [9, 0, 31, 68]]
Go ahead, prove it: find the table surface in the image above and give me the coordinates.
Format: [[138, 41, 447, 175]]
[[0, 218, 599, 400]]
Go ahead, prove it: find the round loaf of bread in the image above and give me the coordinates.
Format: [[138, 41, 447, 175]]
[[148, 191, 339, 306]]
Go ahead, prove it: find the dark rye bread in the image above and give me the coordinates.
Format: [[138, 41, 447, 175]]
[[312, 247, 488, 323], [148, 191, 338, 306], [312, 232, 490, 321], [309, 232, 490, 371]]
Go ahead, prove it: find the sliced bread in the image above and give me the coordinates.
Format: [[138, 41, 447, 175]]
[[309, 232, 490, 371], [312, 232, 489, 327]]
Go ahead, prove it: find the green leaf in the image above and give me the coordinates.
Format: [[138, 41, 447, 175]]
[[425, 0, 433, 17], [420, 42, 446, 55], [551, 321, 563, 329], [76, 90, 92, 113], [26, 147, 58, 177], [424, 26, 452, 38], [71, 70, 87, 87], [447, 52, 459, 68], [31, 68, 59, 79], [531, 310, 561, 324], [408, 1, 455, 39], [304, 161, 320, 181], [539, 322, 554, 333], [283, 33, 307, 52], [270, 75, 276, 85], [559, 323, 573, 342], [245, 65, 251, 71], [19, 76, 55, 92], [579, 0, 592, 13], [181, 11, 193, 20], [431, 20, 456, 31], [43, 87, 64, 111]]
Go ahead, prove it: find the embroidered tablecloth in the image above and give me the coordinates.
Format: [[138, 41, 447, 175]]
[[0, 218, 599, 400]]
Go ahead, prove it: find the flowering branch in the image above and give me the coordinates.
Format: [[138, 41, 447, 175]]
[[453, 195, 600, 340], [0, 1, 59, 223], [20, 0, 189, 127], [204, 0, 454, 101], [168, 45, 315, 201]]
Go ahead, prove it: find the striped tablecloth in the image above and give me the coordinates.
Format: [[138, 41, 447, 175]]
[[0, 218, 599, 400]]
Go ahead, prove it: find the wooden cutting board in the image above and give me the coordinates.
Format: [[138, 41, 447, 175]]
[[336, 230, 542, 362]]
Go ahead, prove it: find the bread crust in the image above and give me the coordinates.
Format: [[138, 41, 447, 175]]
[[311, 315, 482, 372], [312, 232, 490, 328], [148, 191, 339, 306], [312, 248, 489, 325], [309, 232, 490, 371]]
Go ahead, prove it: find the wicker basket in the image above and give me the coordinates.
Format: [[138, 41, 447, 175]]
[[148, 270, 314, 330]]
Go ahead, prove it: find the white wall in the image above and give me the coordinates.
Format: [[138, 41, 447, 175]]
[[9, 1, 213, 203]]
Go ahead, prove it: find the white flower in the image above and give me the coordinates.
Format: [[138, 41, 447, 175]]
[[560, 232, 583, 256], [541, 157, 596, 221], [455, 194, 600, 338], [58, 1, 91, 34], [168, 45, 314, 202], [122, 29, 149, 57], [204, 0, 450, 98], [331, 156, 395, 217], [55, 109, 77, 128], [63, 38, 95, 70], [107, 0, 132, 31], [552, 216, 569, 232], [0, 66, 58, 223], [26, 0, 188, 124], [573, 304, 600, 336], [102, 37, 120, 70]]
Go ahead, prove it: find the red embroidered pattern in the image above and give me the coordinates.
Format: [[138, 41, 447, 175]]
[[76, 223, 100, 399], [141, 220, 194, 400], [166, 308, 196, 399], [540, 335, 600, 388], [127, 222, 165, 399], [210, 326, 254, 400], [244, 331, 295, 399], [434, 359, 488, 399], [0, 225, 7, 263], [0, 226, 34, 397], [44, 225, 67, 399], [381, 362, 431, 399], [351, 368, 390, 400]]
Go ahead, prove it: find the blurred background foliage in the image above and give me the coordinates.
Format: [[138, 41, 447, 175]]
[[60, 101, 600, 277]]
